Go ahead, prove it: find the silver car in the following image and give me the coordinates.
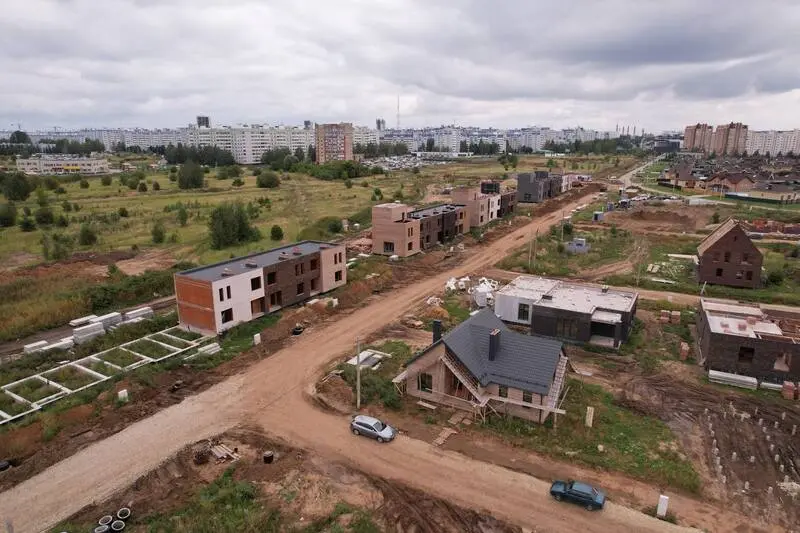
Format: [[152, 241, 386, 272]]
[[350, 414, 396, 443]]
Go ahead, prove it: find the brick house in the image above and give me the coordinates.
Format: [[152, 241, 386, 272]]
[[370, 202, 469, 257], [706, 172, 755, 193], [697, 218, 763, 288], [393, 309, 568, 423]]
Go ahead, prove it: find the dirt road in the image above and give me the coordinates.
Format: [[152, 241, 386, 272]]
[[0, 196, 707, 533]]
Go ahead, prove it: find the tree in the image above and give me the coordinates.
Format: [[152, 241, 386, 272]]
[[0, 203, 16, 227], [178, 161, 204, 189], [137, 181, 148, 192], [34, 206, 55, 225], [546, 158, 556, 168], [55, 214, 69, 227], [152, 181, 161, 191], [78, 223, 97, 245], [307, 144, 316, 163], [232, 177, 244, 187], [425, 138, 435, 152], [100, 175, 112, 186], [177, 204, 188, 226], [2, 172, 33, 201], [208, 202, 261, 249], [256, 171, 280, 188], [328, 219, 344, 233], [8, 130, 31, 144], [270, 224, 284, 241], [151, 221, 166, 244], [35, 187, 49, 207], [118, 207, 129, 217], [344, 178, 353, 188], [79, 178, 89, 189], [294, 146, 305, 161], [41, 232, 74, 261], [19, 216, 36, 232]]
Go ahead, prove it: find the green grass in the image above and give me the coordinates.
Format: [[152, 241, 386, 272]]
[[480, 379, 701, 494], [98, 347, 143, 368], [187, 313, 281, 371], [82, 359, 114, 376], [149, 333, 193, 349], [338, 341, 413, 410], [42, 366, 98, 390], [0, 392, 29, 416], [125, 339, 174, 359], [9, 379, 61, 403], [165, 327, 203, 341]]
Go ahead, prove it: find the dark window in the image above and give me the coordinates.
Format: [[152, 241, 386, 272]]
[[335, 270, 343, 282], [524, 193, 532, 201], [310, 278, 318, 291], [295, 263, 304, 276], [311, 258, 318, 270], [408, 227, 413, 237], [498, 386, 508, 398], [736, 270, 743, 279], [426, 235, 430, 243], [226, 286, 231, 299], [716, 268, 723, 277], [724, 251, 731, 262], [522, 391, 532, 406], [296, 282, 304, 295], [218, 287, 224, 301], [220, 308, 233, 323], [251, 277, 261, 291], [383, 241, 395, 253], [407, 242, 413, 251], [738, 346, 755, 364], [746, 271, 753, 280], [269, 291, 282, 306], [418, 373, 433, 393], [339, 252, 343, 263], [518, 303, 530, 322], [267, 271, 276, 285], [742, 253, 749, 264]]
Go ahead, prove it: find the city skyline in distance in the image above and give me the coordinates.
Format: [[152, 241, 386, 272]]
[[3, 0, 800, 132]]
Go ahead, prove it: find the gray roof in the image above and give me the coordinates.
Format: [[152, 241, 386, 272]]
[[176, 240, 338, 282], [442, 309, 563, 395], [408, 204, 465, 219]]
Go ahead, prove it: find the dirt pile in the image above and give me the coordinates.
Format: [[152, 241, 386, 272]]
[[316, 375, 354, 413]]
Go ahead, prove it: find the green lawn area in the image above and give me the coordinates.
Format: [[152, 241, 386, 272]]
[[97, 347, 142, 368], [9, 379, 60, 403], [125, 339, 174, 359], [0, 392, 29, 416], [42, 366, 98, 390], [480, 379, 701, 494]]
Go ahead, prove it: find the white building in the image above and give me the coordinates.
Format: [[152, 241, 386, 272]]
[[353, 126, 380, 146], [16, 154, 110, 175], [745, 130, 800, 156]]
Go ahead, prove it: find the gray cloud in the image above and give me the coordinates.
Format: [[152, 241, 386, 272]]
[[1, 0, 799, 131]]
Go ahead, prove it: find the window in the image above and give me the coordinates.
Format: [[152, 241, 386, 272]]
[[746, 271, 753, 281], [310, 259, 318, 270], [556, 318, 579, 339], [716, 268, 723, 277], [713, 252, 721, 262], [251, 277, 261, 291], [498, 386, 508, 398], [418, 373, 433, 393], [407, 242, 413, 251], [383, 241, 395, 253], [459, 212, 464, 219], [426, 235, 430, 243], [742, 253, 750, 264], [218, 288, 224, 301], [310, 278, 317, 291], [738, 346, 755, 364], [407, 227, 413, 237], [524, 193, 532, 201], [269, 291, 282, 306], [333, 254, 338, 265], [736, 270, 743, 279], [338, 252, 343, 263], [220, 308, 233, 324], [267, 271, 276, 285], [296, 282, 304, 295], [335, 270, 343, 282], [724, 251, 731, 262], [774, 353, 791, 372], [522, 391, 532, 407], [295, 263, 304, 276], [226, 286, 231, 299], [518, 303, 530, 322]]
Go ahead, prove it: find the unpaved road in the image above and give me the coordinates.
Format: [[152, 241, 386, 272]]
[[0, 194, 746, 533]]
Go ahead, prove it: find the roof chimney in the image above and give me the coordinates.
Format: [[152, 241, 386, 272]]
[[432, 320, 442, 343], [489, 329, 500, 361]]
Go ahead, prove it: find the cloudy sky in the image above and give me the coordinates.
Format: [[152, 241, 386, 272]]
[[2, 0, 800, 132]]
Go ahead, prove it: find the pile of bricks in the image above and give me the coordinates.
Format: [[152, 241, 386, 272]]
[[679, 342, 691, 361], [658, 310, 682, 324], [782, 381, 798, 400]]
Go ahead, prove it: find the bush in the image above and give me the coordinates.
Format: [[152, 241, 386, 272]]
[[711, 211, 720, 224], [79, 179, 89, 189], [137, 181, 148, 192], [256, 171, 280, 188], [169, 165, 177, 174], [152, 221, 166, 243], [168, 172, 177, 182], [328, 219, 344, 233], [2, 172, 33, 201], [62, 200, 72, 212], [767, 270, 784, 285], [344, 178, 353, 188], [22, 206, 31, 216], [72, 203, 80, 211], [0, 203, 16, 227], [118, 207, 129, 217], [34, 206, 55, 225], [252, 168, 262, 176], [41, 232, 74, 261], [270, 225, 284, 241], [100, 175, 112, 186], [178, 161, 204, 189], [232, 178, 244, 187], [176, 205, 188, 226], [152, 181, 161, 191], [208, 202, 261, 249], [78, 223, 98, 245], [19, 216, 36, 232], [55, 214, 69, 227]]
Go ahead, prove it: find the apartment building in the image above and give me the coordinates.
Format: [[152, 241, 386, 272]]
[[174, 241, 347, 335], [683, 124, 714, 152], [745, 129, 800, 156], [451, 186, 499, 227], [353, 126, 380, 146], [16, 154, 110, 175], [711, 123, 748, 155], [315, 123, 354, 163], [370, 202, 469, 257]]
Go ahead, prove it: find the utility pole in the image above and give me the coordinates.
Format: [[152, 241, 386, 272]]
[[560, 210, 566, 241], [532, 229, 539, 272], [355, 337, 362, 410], [528, 226, 533, 269]]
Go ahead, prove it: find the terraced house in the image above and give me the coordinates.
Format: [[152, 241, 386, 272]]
[[174, 241, 347, 335], [371, 202, 469, 257]]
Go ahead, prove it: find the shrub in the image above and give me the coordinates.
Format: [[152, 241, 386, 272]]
[[78, 223, 98, 245], [34, 206, 55, 225], [256, 171, 280, 188], [56, 186, 66, 195], [62, 200, 72, 212], [361, 181, 369, 187], [137, 181, 148, 192], [118, 207, 129, 217], [344, 178, 353, 189], [252, 168, 262, 176], [152, 221, 166, 244], [177, 205, 188, 226], [152, 181, 161, 191], [41, 232, 74, 261], [72, 203, 80, 211], [79, 179, 89, 189], [19, 216, 36, 232], [328, 219, 344, 233], [55, 214, 69, 227], [232, 178, 244, 187], [168, 172, 177, 182], [208, 202, 261, 249], [0, 203, 16, 227], [100, 175, 112, 186], [767, 270, 784, 285], [22, 206, 31, 216], [711, 211, 721, 224], [270, 225, 284, 241]]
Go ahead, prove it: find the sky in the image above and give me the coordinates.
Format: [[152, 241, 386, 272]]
[[2, 0, 800, 132]]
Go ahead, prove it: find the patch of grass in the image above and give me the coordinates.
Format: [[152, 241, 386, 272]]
[[442, 295, 471, 325], [0, 392, 29, 416], [98, 348, 142, 368], [125, 339, 174, 359], [72, 313, 178, 359], [618, 319, 660, 373], [9, 379, 60, 403], [41, 412, 62, 442], [187, 313, 281, 371], [338, 340, 412, 410], [480, 378, 701, 494], [149, 332, 193, 349], [642, 505, 679, 524], [42, 366, 97, 390], [165, 327, 203, 341]]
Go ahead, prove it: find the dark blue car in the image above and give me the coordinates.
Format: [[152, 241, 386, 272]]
[[550, 479, 606, 511]]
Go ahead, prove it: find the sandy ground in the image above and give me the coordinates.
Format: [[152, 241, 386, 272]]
[[0, 192, 754, 533]]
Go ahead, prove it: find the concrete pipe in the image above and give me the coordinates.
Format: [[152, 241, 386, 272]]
[[111, 520, 126, 531], [94, 526, 110, 533], [99, 515, 114, 526], [117, 507, 131, 520]]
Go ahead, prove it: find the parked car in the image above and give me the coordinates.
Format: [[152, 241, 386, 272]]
[[550, 479, 606, 511], [350, 415, 396, 443]]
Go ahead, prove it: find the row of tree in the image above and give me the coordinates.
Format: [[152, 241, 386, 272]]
[[157, 144, 236, 167], [459, 140, 502, 155], [542, 138, 626, 155], [352, 142, 410, 158]]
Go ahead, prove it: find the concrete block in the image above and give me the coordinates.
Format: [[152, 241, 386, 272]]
[[585, 406, 595, 428], [656, 495, 669, 518], [24, 341, 49, 354]]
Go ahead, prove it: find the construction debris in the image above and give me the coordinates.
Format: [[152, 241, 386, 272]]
[[426, 296, 443, 306], [708, 369, 758, 390]]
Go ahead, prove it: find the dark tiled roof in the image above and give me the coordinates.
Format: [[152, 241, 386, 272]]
[[442, 309, 562, 395]]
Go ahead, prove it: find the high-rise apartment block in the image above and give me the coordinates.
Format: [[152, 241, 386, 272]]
[[315, 123, 354, 163], [712, 122, 748, 156], [683, 123, 714, 152]]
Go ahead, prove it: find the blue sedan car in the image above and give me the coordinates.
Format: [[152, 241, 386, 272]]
[[550, 479, 606, 511]]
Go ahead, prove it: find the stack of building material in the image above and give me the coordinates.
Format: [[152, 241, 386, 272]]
[[23, 341, 49, 354], [679, 342, 690, 360], [69, 315, 98, 328], [73, 322, 106, 344], [708, 369, 757, 390], [41, 337, 75, 353], [123, 307, 153, 322], [90, 312, 123, 330], [670, 311, 681, 324], [659, 310, 670, 323], [196, 343, 221, 356], [783, 381, 797, 400], [760, 382, 783, 392]]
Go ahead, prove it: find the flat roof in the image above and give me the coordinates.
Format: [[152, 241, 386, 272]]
[[177, 240, 339, 282], [700, 298, 800, 341], [498, 276, 638, 315], [408, 204, 465, 219]]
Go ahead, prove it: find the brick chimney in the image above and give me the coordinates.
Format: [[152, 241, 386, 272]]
[[489, 329, 500, 361], [432, 320, 442, 343]]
